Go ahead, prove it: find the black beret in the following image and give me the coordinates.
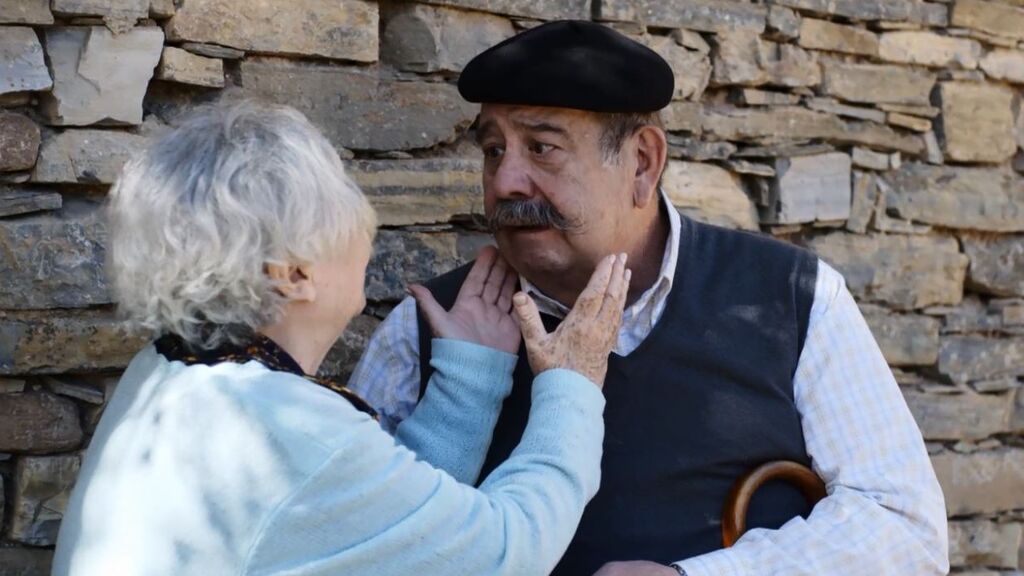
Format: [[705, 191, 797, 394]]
[[458, 20, 674, 113]]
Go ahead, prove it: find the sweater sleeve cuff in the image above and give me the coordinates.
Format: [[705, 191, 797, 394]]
[[531, 368, 605, 413], [429, 338, 518, 395]]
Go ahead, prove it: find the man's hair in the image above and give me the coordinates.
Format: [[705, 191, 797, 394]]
[[597, 111, 665, 164]]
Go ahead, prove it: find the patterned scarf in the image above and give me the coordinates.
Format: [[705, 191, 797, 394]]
[[154, 332, 379, 420]]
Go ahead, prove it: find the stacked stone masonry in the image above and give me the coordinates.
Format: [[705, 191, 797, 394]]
[[0, 0, 1023, 573]]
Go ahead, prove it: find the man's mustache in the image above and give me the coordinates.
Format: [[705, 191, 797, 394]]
[[486, 200, 581, 233]]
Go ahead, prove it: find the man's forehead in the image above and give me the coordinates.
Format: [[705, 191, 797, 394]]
[[476, 105, 596, 134]]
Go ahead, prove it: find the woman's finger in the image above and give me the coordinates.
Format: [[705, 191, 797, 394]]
[[456, 245, 498, 301], [497, 268, 518, 313], [480, 252, 508, 304], [600, 268, 631, 328], [600, 255, 628, 318], [572, 253, 619, 318], [513, 292, 547, 347], [408, 284, 448, 337]]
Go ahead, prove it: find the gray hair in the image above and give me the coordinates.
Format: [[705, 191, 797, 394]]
[[108, 99, 377, 349]]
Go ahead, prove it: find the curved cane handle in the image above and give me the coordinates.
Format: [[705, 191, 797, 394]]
[[722, 461, 826, 548]]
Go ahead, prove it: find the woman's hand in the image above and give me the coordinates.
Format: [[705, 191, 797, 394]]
[[513, 253, 630, 387], [408, 246, 521, 355]]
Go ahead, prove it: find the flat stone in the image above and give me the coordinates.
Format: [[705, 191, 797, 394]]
[[962, 235, 1024, 298], [420, 0, 588, 20], [0, 201, 110, 309], [319, 315, 381, 381], [347, 158, 482, 226], [0, 392, 82, 453], [156, 46, 224, 88], [1014, 388, 1024, 433], [852, 147, 892, 171], [740, 89, 801, 106], [821, 61, 936, 105], [711, 31, 820, 87], [6, 454, 80, 545], [952, 0, 1024, 42], [0, 189, 61, 218], [599, 0, 766, 33], [33, 129, 146, 184], [805, 97, 888, 123], [0, 313, 148, 375], [662, 101, 703, 133], [798, 18, 878, 56], [167, 0, 377, 62], [862, 308, 940, 366], [661, 160, 759, 231], [40, 27, 164, 126], [643, 35, 711, 101], [887, 112, 933, 132], [845, 171, 877, 233], [734, 142, 835, 158], [723, 159, 775, 177], [180, 42, 244, 60], [668, 137, 737, 161], [882, 163, 1024, 232], [51, 0, 148, 33], [239, 59, 476, 152], [939, 336, 1024, 384], [0, 113, 40, 172], [382, 3, 513, 74], [937, 81, 1017, 163], [366, 230, 461, 303], [0, 0, 53, 24], [932, 449, 1024, 516], [809, 233, 968, 310], [878, 31, 982, 69], [878, 102, 941, 118], [700, 106, 926, 155], [0, 547, 54, 575], [949, 521, 1023, 569], [767, 5, 801, 40], [903, 389, 1013, 440], [762, 152, 850, 225], [980, 49, 1024, 84], [0, 27, 52, 95], [149, 0, 174, 18], [43, 377, 104, 405], [769, 0, 944, 24], [0, 377, 26, 393]]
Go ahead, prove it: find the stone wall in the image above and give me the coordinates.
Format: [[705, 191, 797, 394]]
[[0, 0, 1023, 573]]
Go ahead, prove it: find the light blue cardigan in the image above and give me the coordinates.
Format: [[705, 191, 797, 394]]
[[52, 339, 605, 575]]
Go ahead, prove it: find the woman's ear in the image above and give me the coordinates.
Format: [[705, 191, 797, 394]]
[[266, 262, 317, 303], [632, 125, 668, 209]]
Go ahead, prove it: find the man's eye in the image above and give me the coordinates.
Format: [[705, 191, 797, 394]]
[[529, 142, 554, 155], [483, 145, 505, 159]]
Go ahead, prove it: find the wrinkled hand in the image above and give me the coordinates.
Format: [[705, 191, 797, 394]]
[[592, 561, 680, 576], [409, 245, 521, 355], [512, 253, 630, 387]]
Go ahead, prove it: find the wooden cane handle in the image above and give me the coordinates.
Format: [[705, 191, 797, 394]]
[[722, 461, 826, 548]]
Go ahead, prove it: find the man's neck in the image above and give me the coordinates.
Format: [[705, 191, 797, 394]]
[[529, 203, 670, 309]]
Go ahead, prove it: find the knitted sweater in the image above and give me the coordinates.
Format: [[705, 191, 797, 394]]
[[52, 338, 605, 576]]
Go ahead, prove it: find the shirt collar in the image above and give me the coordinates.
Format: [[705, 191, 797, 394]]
[[520, 189, 681, 319]]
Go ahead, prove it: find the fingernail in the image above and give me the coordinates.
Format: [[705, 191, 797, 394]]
[[513, 293, 526, 306], [625, 269, 632, 282], [620, 252, 628, 264]]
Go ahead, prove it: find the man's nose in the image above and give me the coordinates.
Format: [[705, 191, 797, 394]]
[[489, 149, 535, 201]]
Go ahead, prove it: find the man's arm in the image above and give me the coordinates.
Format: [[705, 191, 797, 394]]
[[672, 260, 949, 576], [347, 297, 423, 433]]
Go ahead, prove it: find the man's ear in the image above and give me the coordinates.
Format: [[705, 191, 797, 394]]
[[632, 125, 668, 209], [266, 262, 317, 303]]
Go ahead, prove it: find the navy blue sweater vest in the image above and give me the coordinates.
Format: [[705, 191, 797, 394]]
[[417, 214, 818, 575]]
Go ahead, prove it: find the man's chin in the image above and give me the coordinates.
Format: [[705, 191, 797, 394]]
[[495, 230, 570, 275]]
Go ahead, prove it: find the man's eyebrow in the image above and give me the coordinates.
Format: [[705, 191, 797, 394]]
[[474, 119, 497, 145]]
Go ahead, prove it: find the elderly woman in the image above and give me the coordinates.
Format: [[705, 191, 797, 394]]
[[51, 100, 630, 576]]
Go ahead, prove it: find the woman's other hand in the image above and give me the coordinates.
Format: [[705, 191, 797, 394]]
[[513, 253, 630, 388], [408, 245, 521, 355]]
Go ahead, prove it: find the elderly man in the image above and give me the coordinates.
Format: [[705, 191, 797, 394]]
[[351, 20, 948, 576]]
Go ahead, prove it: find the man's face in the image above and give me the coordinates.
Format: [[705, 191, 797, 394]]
[[476, 104, 635, 287]]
